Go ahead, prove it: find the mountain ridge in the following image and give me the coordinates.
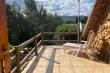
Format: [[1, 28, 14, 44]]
[[61, 16, 88, 22]]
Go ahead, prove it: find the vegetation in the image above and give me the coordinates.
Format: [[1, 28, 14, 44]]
[[7, 0, 87, 46], [9, 43, 14, 50], [7, 0, 62, 45], [54, 24, 77, 40], [55, 24, 77, 32]]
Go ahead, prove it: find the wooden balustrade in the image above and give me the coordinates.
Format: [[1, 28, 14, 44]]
[[9, 32, 77, 73], [42, 32, 78, 44], [9, 33, 42, 73], [42, 32, 77, 34], [43, 40, 78, 43]]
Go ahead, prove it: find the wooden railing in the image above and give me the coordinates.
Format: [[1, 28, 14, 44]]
[[42, 32, 78, 44], [9, 32, 77, 73], [10, 33, 42, 73]]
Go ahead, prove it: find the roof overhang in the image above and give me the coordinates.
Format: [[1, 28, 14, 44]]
[[82, 0, 110, 40]]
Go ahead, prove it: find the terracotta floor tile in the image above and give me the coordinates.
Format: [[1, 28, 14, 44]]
[[33, 67, 60, 73], [73, 67, 89, 73], [87, 67, 104, 73], [71, 61, 85, 67], [33, 67, 47, 73], [60, 56, 70, 61], [60, 61, 72, 67], [37, 61, 49, 67], [60, 67, 74, 73]]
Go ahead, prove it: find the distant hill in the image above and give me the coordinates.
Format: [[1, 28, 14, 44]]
[[61, 16, 88, 22]]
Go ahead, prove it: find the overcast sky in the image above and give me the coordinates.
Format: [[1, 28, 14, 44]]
[[6, 0, 94, 16]]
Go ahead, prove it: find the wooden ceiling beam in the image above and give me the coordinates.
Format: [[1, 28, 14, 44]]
[[98, 0, 108, 4]]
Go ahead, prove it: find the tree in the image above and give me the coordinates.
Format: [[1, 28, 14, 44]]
[[37, 5, 48, 32], [7, 0, 63, 45], [24, 0, 39, 35], [7, 4, 30, 45], [81, 16, 87, 23]]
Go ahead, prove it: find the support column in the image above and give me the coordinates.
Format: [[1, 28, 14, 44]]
[[77, 0, 80, 43], [0, 0, 11, 73]]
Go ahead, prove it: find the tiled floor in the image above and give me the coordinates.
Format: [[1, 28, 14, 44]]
[[22, 45, 110, 73]]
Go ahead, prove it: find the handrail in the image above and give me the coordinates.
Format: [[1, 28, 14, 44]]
[[42, 32, 77, 35], [37, 40, 42, 46], [18, 33, 41, 48], [20, 47, 35, 66], [9, 48, 15, 54], [43, 40, 78, 42], [18, 37, 34, 48], [11, 56, 16, 61]]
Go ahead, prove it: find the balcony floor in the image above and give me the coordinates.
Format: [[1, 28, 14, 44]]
[[22, 45, 110, 73]]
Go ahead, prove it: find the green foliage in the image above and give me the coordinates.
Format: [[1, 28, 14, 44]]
[[24, 47, 33, 52], [7, 0, 62, 45], [54, 24, 77, 41], [55, 24, 77, 32], [24, 0, 39, 34], [9, 43, 14, 50], [7, 4, 30, 45], [80, 17, 88, 23]]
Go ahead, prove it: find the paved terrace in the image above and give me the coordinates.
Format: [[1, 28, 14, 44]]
[[22, 45, 110, 73]]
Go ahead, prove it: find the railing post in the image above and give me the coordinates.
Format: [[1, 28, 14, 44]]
[[34, 36, 38, 55], [15, 46, 21, 73], [42, 32, 44, 45], [63, 32, 65, 44]]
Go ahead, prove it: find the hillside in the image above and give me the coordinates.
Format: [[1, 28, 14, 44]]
[[61, 16, 88, 22]]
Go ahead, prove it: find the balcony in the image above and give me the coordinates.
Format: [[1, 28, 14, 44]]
[[10, 32, 110, 73]]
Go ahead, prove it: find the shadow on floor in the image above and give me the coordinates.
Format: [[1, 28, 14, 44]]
[[41, 56, 60, 64], [26, 47, 60, 73], [26, 47, 46, 73], [45, 48, 60, 73]]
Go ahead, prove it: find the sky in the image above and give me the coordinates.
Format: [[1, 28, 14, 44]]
[[6, 0, 94, 16]]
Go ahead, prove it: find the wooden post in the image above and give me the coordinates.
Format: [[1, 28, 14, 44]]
[[63, 33, 65, 44], [42, 32, 44, 45], [34, 37, 38, 55], [0, 0, 11, 73], [0, 60, 2, 73], [15, 46, 21, 73]]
